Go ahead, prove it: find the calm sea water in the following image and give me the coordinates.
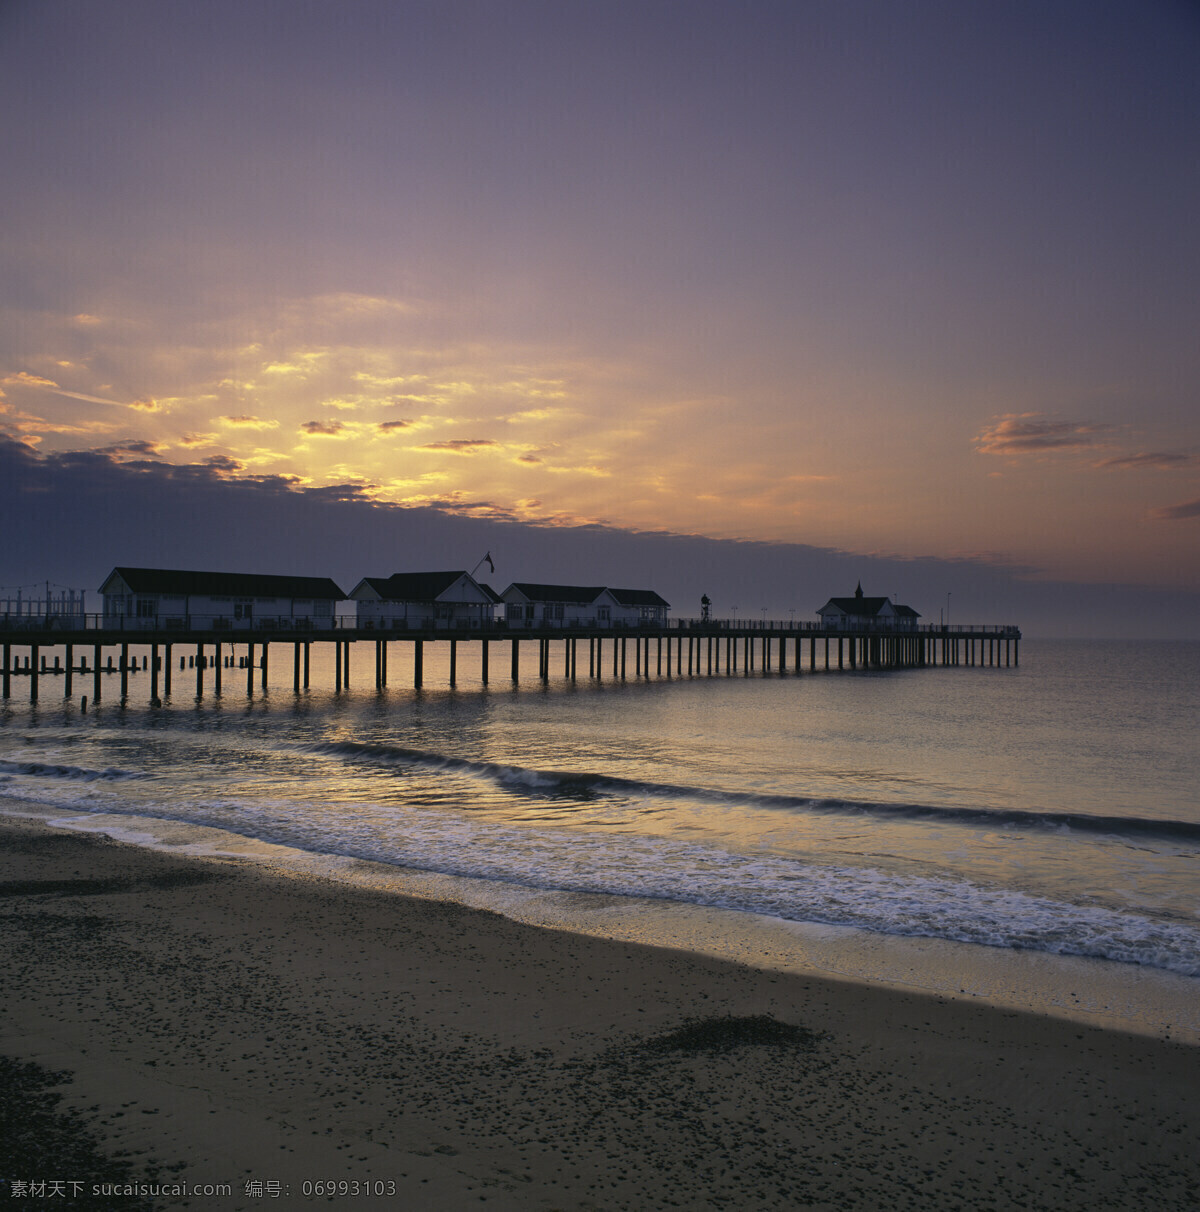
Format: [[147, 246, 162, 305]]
[[1, 638, 1197, 989]]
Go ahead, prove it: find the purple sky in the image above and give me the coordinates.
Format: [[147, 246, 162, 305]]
[[2, 0, 1198, 627]]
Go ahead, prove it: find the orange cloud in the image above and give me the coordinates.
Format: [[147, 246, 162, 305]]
[[2, 371, 60, 389]]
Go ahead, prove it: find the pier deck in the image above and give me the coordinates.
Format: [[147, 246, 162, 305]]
[[1, 618, 1019, 704]]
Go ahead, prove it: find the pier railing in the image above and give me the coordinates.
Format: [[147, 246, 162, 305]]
[[0, 612, 1021, 638]]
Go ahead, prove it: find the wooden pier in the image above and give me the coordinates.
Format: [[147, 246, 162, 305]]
[[0, 620, 1020, 705]]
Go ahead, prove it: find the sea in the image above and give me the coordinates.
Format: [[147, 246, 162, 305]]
[[1, 636, 1197, 1041]]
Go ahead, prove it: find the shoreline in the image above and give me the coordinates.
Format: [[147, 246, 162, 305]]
[[6, 797, 1198, 1046], [2, 810, 1198, 1210]]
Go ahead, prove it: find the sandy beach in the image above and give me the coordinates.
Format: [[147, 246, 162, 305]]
[[1, 811, 1197, 1212]]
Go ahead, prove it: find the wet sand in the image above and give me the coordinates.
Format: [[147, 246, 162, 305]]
[[1, 812, 1197, 1211]]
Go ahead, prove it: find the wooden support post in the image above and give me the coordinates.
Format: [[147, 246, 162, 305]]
[[304, 643, 310, 688], [1, 643, 9, 699], [334, 640, 341, 690], [64, 644, 73, 696], [150, 644, 159, 703], [193, 642, 202, 697], [657, 636, 663, 676], [414, 639, 424, 688], [214, 642, 222, 694], [119, 643, 129, 698], [511, 637, 519, 682], [93, 645, 102, 701], [247, 641, 255, 695], [570, 638, 577, 681], [261, 641, 269, 690], [163, 644, 171, 695], [375, 640, 382, 688], [481, 638, 489, 685], [30, 645, 39, 703], [635, 637, 642, 678], [449, 639, 457, 687], [620, 636, 627, 680], [613, 636, 619, 677], [295, 643, 302, 693]]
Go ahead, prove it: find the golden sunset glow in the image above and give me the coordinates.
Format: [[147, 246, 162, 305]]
[[2, 1, 1198, 616]]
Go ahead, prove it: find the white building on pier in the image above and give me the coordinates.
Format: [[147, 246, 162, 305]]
[[816, 583, 920, 631], [99, 567, 346, 631], [348, 571, 500, 630], [501, 583, 669, 628]]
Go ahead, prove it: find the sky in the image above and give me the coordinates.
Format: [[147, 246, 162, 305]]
[[2, 1, 1199, 633]]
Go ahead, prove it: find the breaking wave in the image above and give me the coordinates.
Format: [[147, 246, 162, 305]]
[[311, 741, 1200, 845], [0, 759, 142, 783]]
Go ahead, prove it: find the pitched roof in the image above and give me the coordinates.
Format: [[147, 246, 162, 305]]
[[821, 595, 892, 618], [101, 567, 345, 599], [607, 587, 670, 608], [476, 582, 504, 604], [358, 571, 473, 601], [506, 583, 606, 605]]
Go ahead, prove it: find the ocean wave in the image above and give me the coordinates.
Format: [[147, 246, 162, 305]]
[[0, 759, 142, 783], [20, 782, 1200, 978], [309, 740, 1200, 845]]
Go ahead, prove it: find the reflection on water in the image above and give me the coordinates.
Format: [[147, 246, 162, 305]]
[[1, 639, 1198, 985]]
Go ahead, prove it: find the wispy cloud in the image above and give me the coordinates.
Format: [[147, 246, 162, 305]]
[[1096, 451, 1195, 471], [300, 419, 345, 436], [2, 371, 127, 407], [1150, 497, 1200, 521], [90, 439, 165, 459], [218, 414, 279, 430], [3, 372, 60, 389], [974, 413, 1111, 456], [417, 439, 499, 453]]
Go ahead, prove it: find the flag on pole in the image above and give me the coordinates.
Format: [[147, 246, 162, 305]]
[[484, 551, 495, 573]]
